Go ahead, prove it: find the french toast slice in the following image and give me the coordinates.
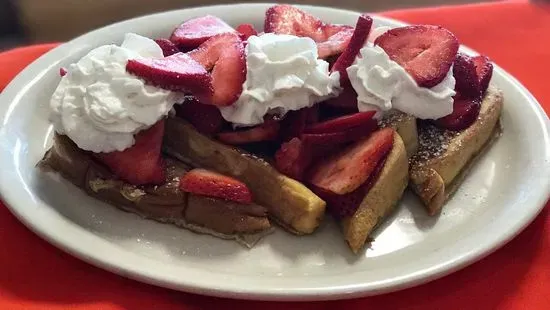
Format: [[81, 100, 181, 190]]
[[163, 117, 326, 235], [379, 112, 419, 158], [409, 86, 504, 215], [340, 131, 409, 253], [38, 134, 272, 247]]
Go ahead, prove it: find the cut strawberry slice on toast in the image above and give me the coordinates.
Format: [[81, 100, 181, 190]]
[[453, 53, 481, 98], [331, 15, 373, 85], [312, 152, 388, 219], [308, 127, 394, 195], [126, 52, 213, 101], [304, 111, 375, 134], [217, 120, 280, 145], [279, 106, 318, 142], [274, 137, 312, 181], [236, 23, 258, 40], [374, 25, 459, 88], [264, 4, 355, 58], [472, 55, 493, 94], [175, 96, 226, 135], [154, 39, 180, 56], [95, 120, 166, 185], [179, 168, 253, 204], [188, 33, 246, 107], [321, 86, 359, 113], [170, 15, 237, 50], [433, 94, 481, 131]]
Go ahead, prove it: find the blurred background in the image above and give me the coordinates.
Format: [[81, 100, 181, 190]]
[[0, 0, 492, 50]]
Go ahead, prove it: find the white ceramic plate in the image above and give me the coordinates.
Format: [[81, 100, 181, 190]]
[[0, 3, 549, 301]]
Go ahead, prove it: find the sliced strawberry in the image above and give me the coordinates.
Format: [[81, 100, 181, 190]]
[[453, 53, 481, 98], [154, 38, 180, 56], [236, 23, 258, 40], [59, 67, 67, 77], [126, 52, 212, 101], [374, 25, 459, 88], [179, 168, 252, 204], [472, 55, 493, 94], [308, 127, 394, 195], [279, 106, 319, 142], [304, 111, 375, 134], [331, 15, 373, 84], [188, 33, 246, 107], [264, 4, 355, 58], [312, 150, 388, 219], [96, 120, 165, 185], [433, 94, 481, 131], [317, 27, 355, 59], [217, 120, 280, 145], [306, 105, 320, 124], [301, 120, 378, 147], [175, 96, 226, 135], [321, 86, 359, 112], [274, 137, 312, 181], [170, 15, 237, 50]]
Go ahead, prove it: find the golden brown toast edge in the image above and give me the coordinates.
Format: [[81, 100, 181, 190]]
[[164, 117, 326, 235], [409, 86, 504, 215], [341, 131, 409, 254], [380, 112, 419, 158]]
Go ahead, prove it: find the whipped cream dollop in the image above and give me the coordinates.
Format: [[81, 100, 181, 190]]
[[50, 33, 184, 153], [219, 33, 340, 127], [348, 28, 456, 120]]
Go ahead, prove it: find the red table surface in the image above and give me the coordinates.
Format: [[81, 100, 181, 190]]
[[1, 1, 549, 309]]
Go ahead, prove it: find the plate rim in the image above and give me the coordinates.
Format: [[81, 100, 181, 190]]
[[0, 3, 549, 301]]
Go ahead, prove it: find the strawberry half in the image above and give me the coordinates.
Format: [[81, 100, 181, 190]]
[[236, 23, 258, 40], [154, 39, 180, 56], [472, 55, 493, 94], [312, 150, 388, 219], [216, 120, 280, 145], [170, 15, 237, 50], [330, 14, 372, 84], [175, 96, 226, 135], [59, 67, 67, 77], [188, 33, 246, 107], [126, 52, 213, 101], [321, 86, 359, 113], [301, 119, 378, 147], [279, 106, 319, 142], [274, 137, 312, 181], [264, 4, 355, 58], [317, 27, 355, 60], [308, 127, 394, 195], [433, 94, 481, 131], [374, 25, 459, 88], [304, 111, 375, 134], [95, 120, 166, 185], [453, 53, 482, 98], [179, 168, 252, 204]]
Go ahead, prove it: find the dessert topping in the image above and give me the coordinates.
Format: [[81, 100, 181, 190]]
[[219, 33, 340, 127], [179, 168, 253, 204], [50, 33, 185, 153]]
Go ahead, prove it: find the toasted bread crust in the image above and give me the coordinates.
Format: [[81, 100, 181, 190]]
[[38, 134, 272, 247], [380, 112, 419, 158], [341, 131, 409, 253], [409, 86, 504, 215], [164, 117, 326, 234]]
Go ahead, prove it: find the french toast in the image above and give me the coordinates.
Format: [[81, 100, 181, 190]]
[[163, 117, 326, 235], [341, 131, 409, 253], [38, 134, 273, 247], [380, 112, 419, 158], [409, 86, 503, 215]]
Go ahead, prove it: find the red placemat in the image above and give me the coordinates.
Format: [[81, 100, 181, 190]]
[[1, 1, 549, 309]]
